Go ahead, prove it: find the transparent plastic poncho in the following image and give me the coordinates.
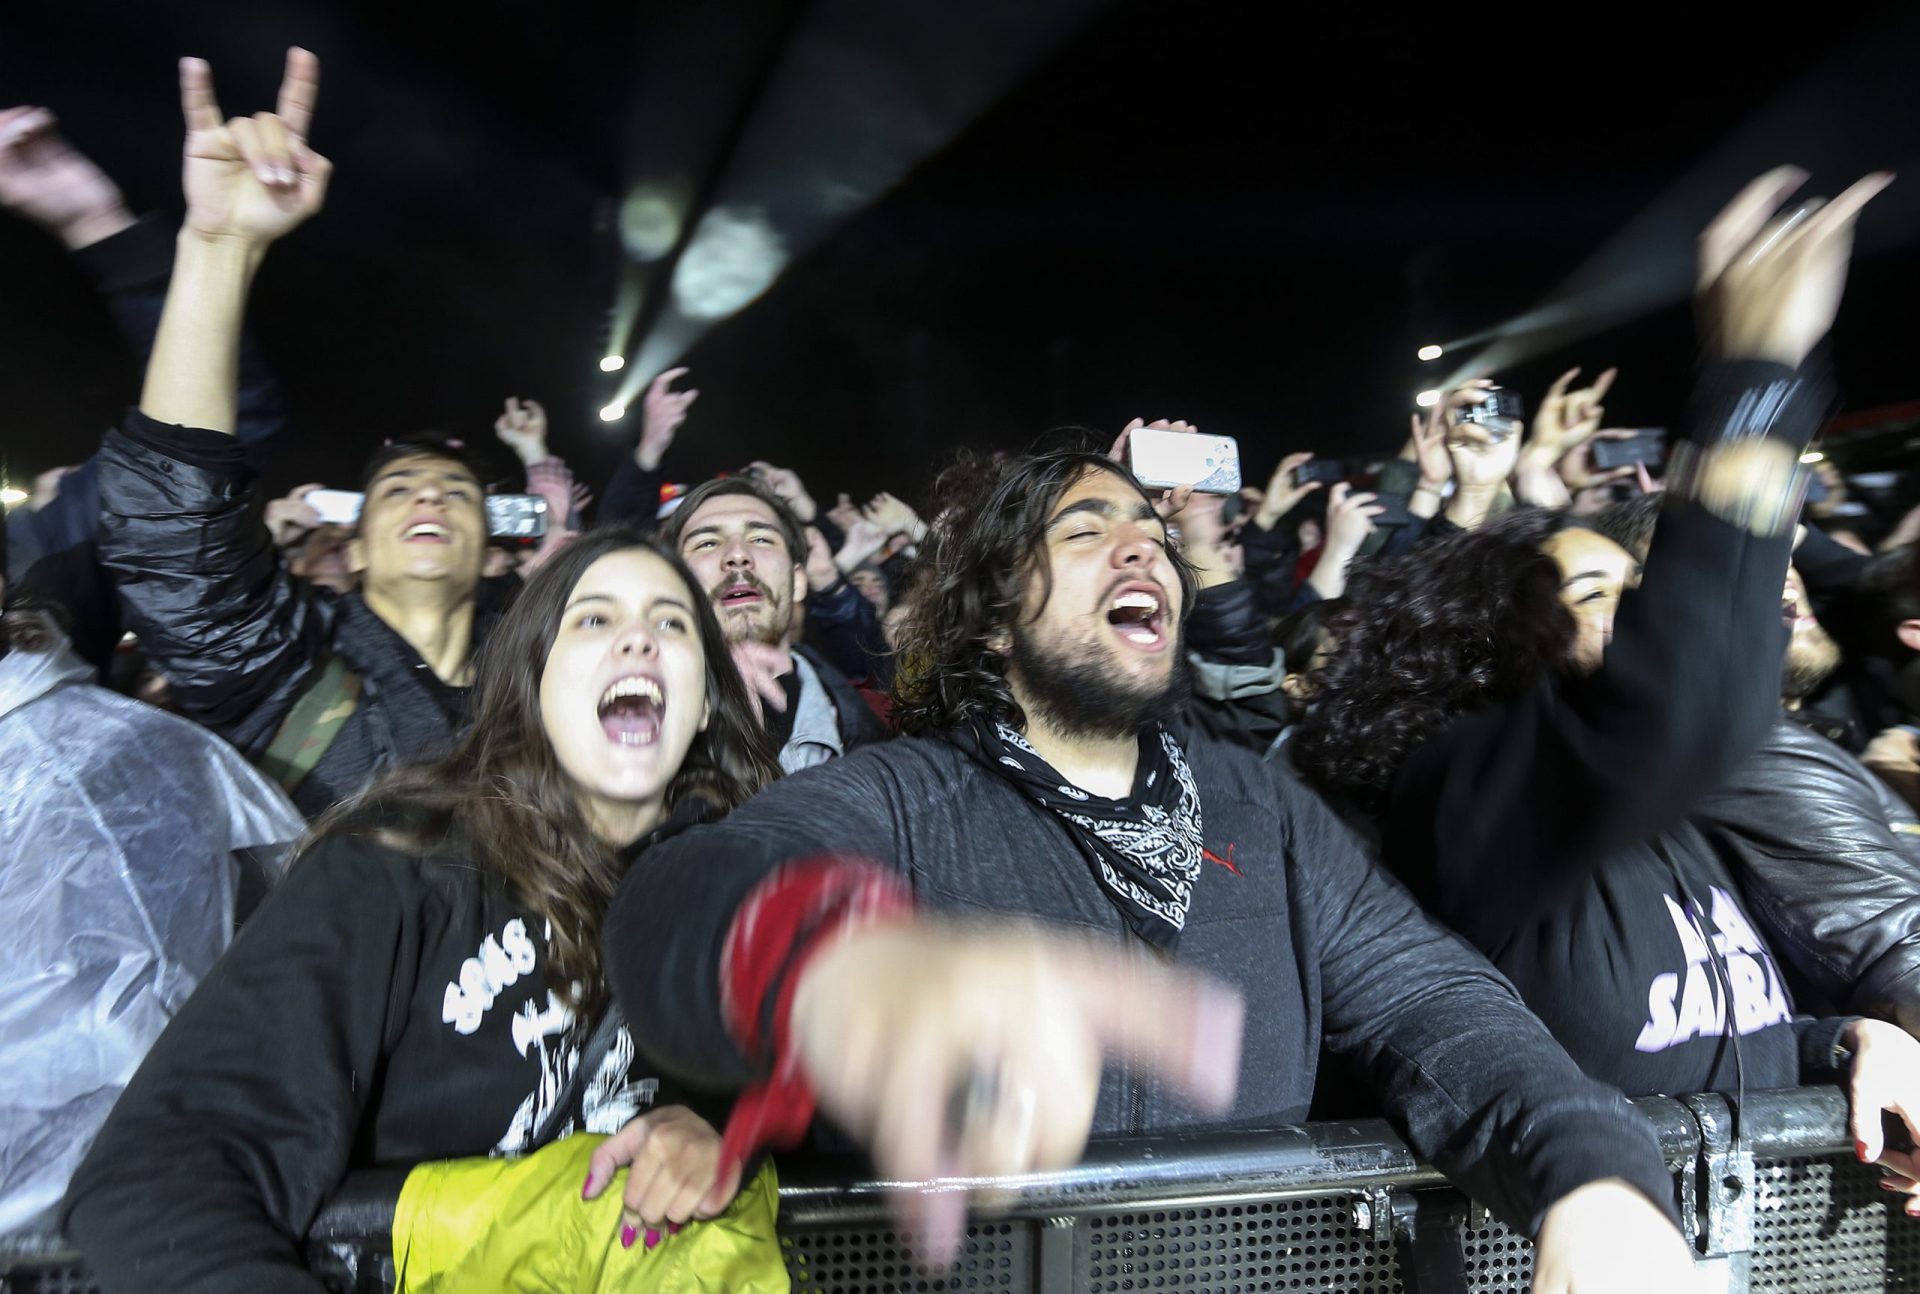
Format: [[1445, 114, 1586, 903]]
[[0, 639, 305, 1236]]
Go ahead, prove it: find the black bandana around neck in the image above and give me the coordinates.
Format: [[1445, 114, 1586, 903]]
[[950, 719, 1204, 949]]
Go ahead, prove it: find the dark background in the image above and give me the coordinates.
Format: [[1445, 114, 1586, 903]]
[[4, 1, 1918, 512]]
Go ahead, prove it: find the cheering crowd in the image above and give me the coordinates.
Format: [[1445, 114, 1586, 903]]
[[7, 45, 1920, 1294]]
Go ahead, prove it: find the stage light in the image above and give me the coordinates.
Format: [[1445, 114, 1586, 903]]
[[1415, 390, 1441, 408], [600, 355, 626, 373], [1417, 344, 1444, 361], [1800, 450, 1825, 464], [600, 403, 627, 422], [0, 487, 24, 507]]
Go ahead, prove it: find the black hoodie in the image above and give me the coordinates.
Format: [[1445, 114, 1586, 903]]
[[63, 806, 706, 1294]]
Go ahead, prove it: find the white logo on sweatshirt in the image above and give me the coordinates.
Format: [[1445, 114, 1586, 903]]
[[1635, 887, 1793, 1053], [441, 918, 540, 1035]]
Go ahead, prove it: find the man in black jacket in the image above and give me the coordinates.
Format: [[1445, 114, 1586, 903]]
[[607, 446, 1696, 1286], [660, 476, 888, 770], [91, 51, 502, 818]]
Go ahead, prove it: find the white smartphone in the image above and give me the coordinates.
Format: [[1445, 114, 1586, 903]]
[[1128, 428, 1243, 494], [306, 489, 365, 525]]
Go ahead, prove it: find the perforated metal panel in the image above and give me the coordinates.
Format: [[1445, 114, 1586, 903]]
[[1750, 1152, 1920, 1292], [1456, 1212, 1536, 1292], [783, 1220, 1030, 1292], [1078, 1196, 1404, 1292], [0, 1262, 99, 1294]]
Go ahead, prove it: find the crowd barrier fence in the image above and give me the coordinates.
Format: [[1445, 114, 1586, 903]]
[[4, 1086, 1914, 1292]]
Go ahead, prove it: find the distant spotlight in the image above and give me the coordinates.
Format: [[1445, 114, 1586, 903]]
[[0, 487, 24, 507], [600, 355, 626, 373], [1417, 344, 1444, 362], [600, 403, 628, 422], [1800, 450, 1825, 464], [1415, 390, 1441, 408]]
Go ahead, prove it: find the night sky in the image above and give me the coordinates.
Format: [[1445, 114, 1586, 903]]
[[4, 1, 1917, 514]]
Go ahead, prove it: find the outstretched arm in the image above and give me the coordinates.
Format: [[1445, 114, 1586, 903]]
[[141, 49, 328, 435]]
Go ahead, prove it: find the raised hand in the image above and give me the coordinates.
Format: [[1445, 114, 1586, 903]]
[[1322, 482, 1384, 559], [835, 517, 890, 573], [0, 107, 134, 249], [826, 492, 862, 534], [803, 526, 842, 596], [1558, 430, 1639, 492], [1527, 367, 1617, 466], [493, 397, 549, 466], [1253, 452, 1323, 531], [1406, 407, 1454, 492], [178, 47, 330, 246], [264, 482, 327, 548], [1698, 166, 1892, 367], [746, 461, 816, 522], [1444, 386, 1521, 493], [863, 492, 924, 543], [637, 367, 698, 471]]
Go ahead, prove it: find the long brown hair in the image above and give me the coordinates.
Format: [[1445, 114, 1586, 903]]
[[309, 527, 781, 1015], [893, 449, 1198, 735]]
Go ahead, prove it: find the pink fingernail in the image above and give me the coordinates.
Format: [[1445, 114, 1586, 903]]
[[667, 1222, 683, 1235], [581, 1174, 594, 1201], [620, 1225, 637, 1250], [644, 1228, 661, 1250]]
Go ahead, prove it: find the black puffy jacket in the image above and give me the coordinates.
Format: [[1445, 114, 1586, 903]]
[[96, 412, 500, 817], [1694, 713, 1920, 1032]]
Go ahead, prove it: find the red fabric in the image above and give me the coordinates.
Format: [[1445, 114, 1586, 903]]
[[716, 857, 913, 1174]]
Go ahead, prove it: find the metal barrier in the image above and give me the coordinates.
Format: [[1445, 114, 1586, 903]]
[[5, 1087, 1916, 1292]]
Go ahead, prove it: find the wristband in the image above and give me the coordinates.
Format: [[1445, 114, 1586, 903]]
[[716, 858, 913, 1175], [1662, 440, 1809, 538], [1685, 363, 1833, 453]]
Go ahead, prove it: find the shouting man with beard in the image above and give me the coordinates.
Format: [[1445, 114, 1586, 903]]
[[663, 476, 888, 771], [602, 446, 1708, 1288]]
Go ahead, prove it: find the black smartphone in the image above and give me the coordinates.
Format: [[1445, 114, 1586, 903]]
[[1369, 492, 1414, 528], [1294, 459, 1346, 487], [1591, 429, 1667, 472]]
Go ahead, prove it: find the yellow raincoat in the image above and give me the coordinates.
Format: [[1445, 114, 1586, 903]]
[[392, 1133, 789, 1293]]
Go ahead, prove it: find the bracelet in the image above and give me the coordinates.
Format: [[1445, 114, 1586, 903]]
[[1662, 440, 1809, 538], [1686, 366, 1832, 451]]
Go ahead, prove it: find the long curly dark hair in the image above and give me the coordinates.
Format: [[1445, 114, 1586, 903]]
[[1291, 507, 1577, 815], [308, 527, 781, 1016], [892, 448, 1198, 736]]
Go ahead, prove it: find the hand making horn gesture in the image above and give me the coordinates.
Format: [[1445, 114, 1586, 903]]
[[178, 46, 330, 246]]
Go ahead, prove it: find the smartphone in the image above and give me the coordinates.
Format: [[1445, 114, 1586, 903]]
[[306, 489, 364, 525], [1128, 428, 1243, 494], [486, 493, 549, 545], [1294, 459, 1346, 488], [1591, 429, 1667, 472], [1453, 386, 1526, 441], [1369, 492, 1414, 528]]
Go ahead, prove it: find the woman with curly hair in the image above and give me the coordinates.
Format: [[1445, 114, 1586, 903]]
[[1295, 172, 1920, 1171]]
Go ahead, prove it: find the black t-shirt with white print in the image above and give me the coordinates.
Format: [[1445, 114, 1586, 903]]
[[1463, 823, 1801, 1096], [64, 807, 708, 1294]]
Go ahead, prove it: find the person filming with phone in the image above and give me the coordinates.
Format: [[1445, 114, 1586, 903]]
[[93, 49, 512, 817]]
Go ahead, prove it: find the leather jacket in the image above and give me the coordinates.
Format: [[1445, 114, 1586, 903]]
[[1694, 713, 1920, 1033]]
